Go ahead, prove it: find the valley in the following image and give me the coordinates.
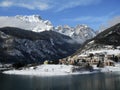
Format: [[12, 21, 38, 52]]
[[0, 15, 120, 77]]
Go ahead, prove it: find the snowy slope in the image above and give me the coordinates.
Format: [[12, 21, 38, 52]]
[[54, 24, 96, 44], [0, 15, 53, 32]]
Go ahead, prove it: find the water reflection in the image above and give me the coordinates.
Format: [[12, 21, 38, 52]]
[[0, 72, 120, 90]]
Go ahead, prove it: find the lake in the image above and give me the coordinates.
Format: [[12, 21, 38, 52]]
[[0, 72, 120, 90]]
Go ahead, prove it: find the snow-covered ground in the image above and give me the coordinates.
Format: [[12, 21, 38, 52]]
[[3, 64, 120, 76], [3, 65, 97, 76]]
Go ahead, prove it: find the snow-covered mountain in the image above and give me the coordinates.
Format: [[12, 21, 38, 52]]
[[0, 15, 96, 44], [71, 23, 120, 58], [0, 27, 80, 64], [54, 24, 96, 44], [0, 15, 54, 32]]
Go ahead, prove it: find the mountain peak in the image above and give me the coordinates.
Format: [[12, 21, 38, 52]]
[[76, 24, 88, 28], [15, 15, 42, 23], [54, 24, 96, 44], [0, 15, 54, 32]]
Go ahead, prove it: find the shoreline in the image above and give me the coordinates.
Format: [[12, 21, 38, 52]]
[[2, 64, 120, 76]]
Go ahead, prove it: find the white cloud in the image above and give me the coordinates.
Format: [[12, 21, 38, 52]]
[[107, 16, 120, 26], [61, 11, 120, 30], [0, 0, 101, 11], [62, 16, 109, 23], [0, 0, 51, 10], [55, 0, 101, 11], [62, 10, 119, 23], [99, 16, 120, 31], [17, 2, 50, 10], [0, 1, 13, 7]]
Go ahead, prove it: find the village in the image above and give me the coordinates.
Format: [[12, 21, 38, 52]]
[[59, 49, 120, 70]]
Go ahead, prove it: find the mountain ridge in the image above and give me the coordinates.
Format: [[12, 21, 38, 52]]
[[0, 15, 96, 44], [54, 24, 96, 44], [0, 27, 80, 64]]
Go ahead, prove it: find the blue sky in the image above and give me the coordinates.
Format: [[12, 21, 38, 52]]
[[0, 0, 120, 30]]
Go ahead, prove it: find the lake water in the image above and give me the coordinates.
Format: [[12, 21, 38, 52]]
[[0, 72, 120, 90]]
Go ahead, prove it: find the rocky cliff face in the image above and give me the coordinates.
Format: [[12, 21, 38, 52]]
[[0, 27, 80, 64]]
